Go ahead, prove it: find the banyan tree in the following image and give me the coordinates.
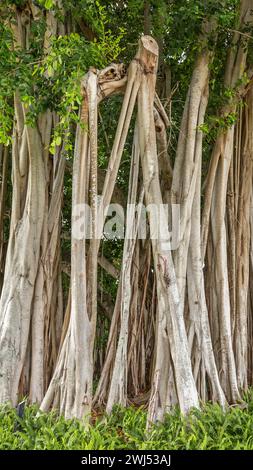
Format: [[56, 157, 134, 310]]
[[0, 0, 253, 427]]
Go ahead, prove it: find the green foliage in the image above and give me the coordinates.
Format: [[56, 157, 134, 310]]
[[42, 24, 123, 154], [1, 392, 253, 449], [0, 22, 16, 145], [199, 110, 238, 143], [36, 0, 55, 9], [0, 98, 13, 146], [44, 0, 54, 8], [0, 0, 125, 147]]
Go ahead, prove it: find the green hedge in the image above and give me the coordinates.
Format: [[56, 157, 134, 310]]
[[1, 392, 253, 450]]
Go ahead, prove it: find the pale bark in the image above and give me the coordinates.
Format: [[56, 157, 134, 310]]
[[136, 36, 199, 424], [228, 87, 253, 389], [1, 0, 253, 425], [106, 124, 144, 412], [202, 1, 253, 400], [0, 115, 45, 404]]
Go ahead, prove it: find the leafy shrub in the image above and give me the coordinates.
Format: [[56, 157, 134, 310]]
[[1, 391, 253, 450]]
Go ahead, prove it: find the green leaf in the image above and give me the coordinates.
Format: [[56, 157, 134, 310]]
[[45, 0, 54, 9], [55, 135, 62, 146]]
